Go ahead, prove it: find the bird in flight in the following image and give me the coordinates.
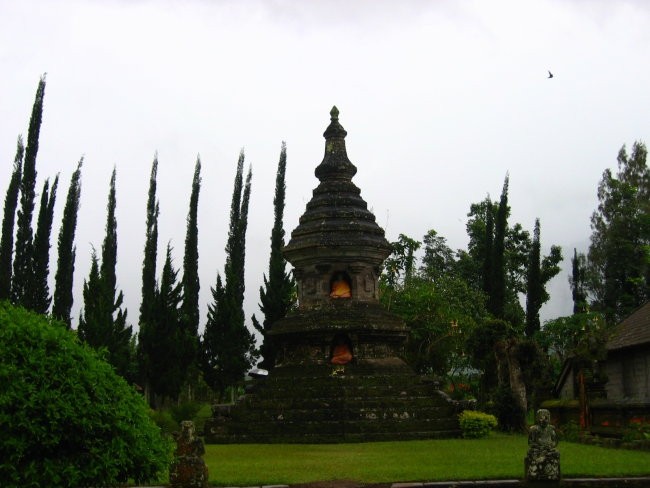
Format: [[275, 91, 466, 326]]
[[548, 70, 554, 79]]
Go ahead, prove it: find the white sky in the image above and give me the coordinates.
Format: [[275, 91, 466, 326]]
[[1, 0, 648, 336]]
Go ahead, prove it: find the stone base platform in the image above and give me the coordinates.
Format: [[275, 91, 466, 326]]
[[204, 359, 466, 443]]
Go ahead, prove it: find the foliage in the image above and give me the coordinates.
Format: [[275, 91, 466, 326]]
[[78, 169, 133, 380], [139, 155, 159, 329], [0, 137, 23, 301], [490, 385, 526, 432], [588, 141, 649, 324], [570, 248, 588, 314], [201, 152, 257, 398], [0, 301, 171, 487], [12, 76, 45, 307], [30, 176, 58, 314], [458, 410, 498, 438], [181, 156, 202, 346], [558, 420, 582, 442], [253, 142, 295, 370], [525, 218, 563, 337], [140, 245, 195, 405], [52, 158, 82, 326], [537, 312, 609, 370]]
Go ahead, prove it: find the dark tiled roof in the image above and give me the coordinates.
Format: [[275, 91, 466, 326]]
[[607, 301, 650, 351]]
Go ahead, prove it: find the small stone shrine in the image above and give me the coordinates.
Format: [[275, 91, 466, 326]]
[[169, 421, 209, 488], [204, 107, 464, 443], [525, 409, 561, 482]]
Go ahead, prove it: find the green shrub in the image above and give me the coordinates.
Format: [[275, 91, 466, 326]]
[[170, 400, 203, 425], [0, 302, 173, 487], [558, 420, 581, 442], [491, 386, 526, 432], [150, 408, 180, 436], [458, 410, 498, 438]]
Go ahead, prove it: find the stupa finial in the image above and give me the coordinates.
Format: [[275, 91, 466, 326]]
[[330, 105, 339, 120]]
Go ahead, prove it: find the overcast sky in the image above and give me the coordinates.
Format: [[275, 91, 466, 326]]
[[1, 0, 648, 337]]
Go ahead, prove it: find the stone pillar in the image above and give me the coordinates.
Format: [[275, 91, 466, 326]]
[[169, 420, 209, 488]]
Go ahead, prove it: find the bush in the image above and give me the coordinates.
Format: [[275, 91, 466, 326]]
[[0, 302, 172, 487], [491, 386, 526, 432], [458, 410, 498, 438]]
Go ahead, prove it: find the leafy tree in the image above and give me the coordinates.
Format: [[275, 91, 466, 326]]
[[78, 169, 133, 380], [0, 301, 171, 487], [52, 159, 83, 326], [420, 228, 456, 282], [29, 175, 58, 314], [181, 157, 201, 358], [201, 151, 256, 398], [0, 137, 24, 300], [12, 76, 46, 306], [525, 219, 562, 337], [381, 231, 487, 380], [253, 142, 295, 370], [588, 141, 649, 323]]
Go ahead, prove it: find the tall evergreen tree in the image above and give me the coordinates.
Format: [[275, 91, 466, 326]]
[[78, 169, 132, 380], [181, 157, 201, 347], [490, 175, 509, 319], [30, 175, 58, 314], [482, 196, 494, 300], [12, 75, 46, 306], [588, 141, 649, 323], [52, 159, 83, 326], [252, 142, 295, 370], [201, 151, 256, 399], [570, 248, 588, 314], [137, 156, 160, 397], [140, 244, 193, 405], [0, 137, 24, 300]]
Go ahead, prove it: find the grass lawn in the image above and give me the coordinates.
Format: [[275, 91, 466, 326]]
[[204, 434, 650, 486]]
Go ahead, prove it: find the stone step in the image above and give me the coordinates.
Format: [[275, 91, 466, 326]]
[[209, 429, 461, 444], [228, 405, 456, 423]]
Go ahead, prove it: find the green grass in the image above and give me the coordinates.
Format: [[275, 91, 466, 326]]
[[204, 435, 650, 486]]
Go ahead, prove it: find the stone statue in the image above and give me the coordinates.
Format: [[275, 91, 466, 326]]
[[169, 420, 209, 488], [525, 408, 560, 482]]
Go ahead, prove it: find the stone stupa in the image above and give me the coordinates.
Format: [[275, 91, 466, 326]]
[[204, 107, 463, 443]]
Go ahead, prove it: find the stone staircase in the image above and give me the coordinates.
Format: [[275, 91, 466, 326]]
[[204, 362, 465, 443]]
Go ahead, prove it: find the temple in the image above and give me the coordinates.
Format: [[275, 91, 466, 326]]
[[204, 107, 464, 443]]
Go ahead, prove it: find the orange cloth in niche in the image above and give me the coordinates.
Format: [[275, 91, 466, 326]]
[[331, 344, 353, 365], [330, 280, 351, 298]]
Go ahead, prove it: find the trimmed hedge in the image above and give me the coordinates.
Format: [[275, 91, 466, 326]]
[[458, 410, 498, 438], [0, 302, 172, 487]]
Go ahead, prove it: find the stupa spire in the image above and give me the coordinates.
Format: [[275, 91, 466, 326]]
[[315, 106, 357, 180]]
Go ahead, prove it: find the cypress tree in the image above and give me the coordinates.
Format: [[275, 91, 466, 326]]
[[30, 175, 59, 314], [525, 219, 542, 337], [52, 159, 83, 326], [139, 156, 159, 328], [181, 157, 201, 345], [253, 142, 295, 370], [490, 175, 509, 319], [0, 137, 24, 300], [482, 196, 494, 300], [570, 248, 588, 314], [12, 75, 46, 306], [137, 157, 160, 400], [78, 169, 133, 380], [145, 244, 191, 404], [201, 152, 256, 399]]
